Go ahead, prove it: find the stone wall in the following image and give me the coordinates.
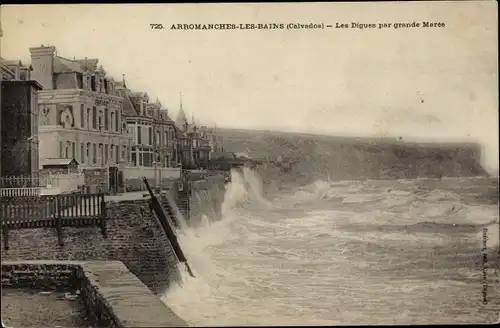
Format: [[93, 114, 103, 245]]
[[0, 198, 179, 294], [1, 260, 187, 327], [125, 177, 179, 193], [83, 168, 108, 193], [189, 174, 226, 225]]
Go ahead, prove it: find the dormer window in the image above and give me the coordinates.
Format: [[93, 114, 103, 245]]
[[140, 100, 146, 116], [76, 73, 83, 89], [104, 79, 109, 94]]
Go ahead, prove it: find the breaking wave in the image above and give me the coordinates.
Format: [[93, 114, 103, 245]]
[[162, 168, 499, 326]]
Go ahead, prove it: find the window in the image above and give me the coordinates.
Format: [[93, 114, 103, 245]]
[[156, 130, 160, 145], [92, 144, 97, 164], [115, 112, 119, 132], [138, 126, 142, 144], [104, 79, 109, 94], [65, 141, 70, 158], [165, 131, 168, 147], [132, 152, 137, 166], [143, 152, 152, 167], [116, 145, 119, 163], [72, 142, 76, 158], [98, 144, 103, 165], [91, 76, 96, 91], [76, 73, 83, 89], [80, 143, 85, 163], [139, 152, 143, 166], [59, 141, 64, 158], [80, 104, 85, 128], [92, 107, 97, 129], [104, 108, 109, 131], [110, 112, 115, 132], [105, 144, 109, 164], [87, 108, 91, 129], [148, 127, 152, 145]]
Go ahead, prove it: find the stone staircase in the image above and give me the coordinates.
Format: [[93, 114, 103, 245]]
[[162, 199, 179, 228], [177, 190, 190, 221]]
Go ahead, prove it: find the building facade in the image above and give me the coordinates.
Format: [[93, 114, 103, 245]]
[[0, 59, 42, 180], [3, 44, 225, 186], [149, 99, 177, 168], [174, 102, 216, 169], [117, 83, 178, 169], [29, 45, 131, 170]]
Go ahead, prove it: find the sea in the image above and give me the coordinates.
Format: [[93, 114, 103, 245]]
[[161, 167, 499, 325]]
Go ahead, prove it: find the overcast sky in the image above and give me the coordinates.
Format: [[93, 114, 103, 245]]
[[1, 2, 498, 172]]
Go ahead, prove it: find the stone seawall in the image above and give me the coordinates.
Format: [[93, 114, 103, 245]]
[[1, 260, 187, 327], [125, 178, 179, 192], [189, 174, 226, 225], [1, 199, 179, 294]]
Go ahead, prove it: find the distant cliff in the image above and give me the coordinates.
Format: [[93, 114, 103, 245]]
[[217, 128, 488, 182]]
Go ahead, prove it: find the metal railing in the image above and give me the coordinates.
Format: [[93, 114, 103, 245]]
[[0, 187, 41, 197], [1, 193, 105, 223], [0, 176, 41, 188], [0, 173, 84, 189], [1, 193, 107, 249]]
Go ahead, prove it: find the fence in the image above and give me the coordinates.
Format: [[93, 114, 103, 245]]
[[0, 176, 40, 188], [1, 193, 107, 249], [0, 187, 41, 197], [0, 173, 84, 195]]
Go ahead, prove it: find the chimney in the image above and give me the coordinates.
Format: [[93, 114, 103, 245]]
[[29, 45, 56, 89]]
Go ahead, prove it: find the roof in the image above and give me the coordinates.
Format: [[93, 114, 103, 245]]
[[54, 56, 84, 73], [54, 73, 78, 89], [119, 89, 140, 117], [148, 102, 161, 110], [53, 56, 100, 74], [1, 63, 16, 80], [1, 79, 43, 90], [1, 59, 23, 66], [41, 158, 79, 167], [131, 92, 149, 99], [175, 106, 188, 127], [173, 124, 186, 137]]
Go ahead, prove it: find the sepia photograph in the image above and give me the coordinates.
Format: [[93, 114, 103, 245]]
[[0, 1, 498, 326]]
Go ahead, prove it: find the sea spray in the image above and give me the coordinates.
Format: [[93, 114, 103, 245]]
[[166, 168, 253, 285], [221, 169, 248, 216], [242, 167, 273, 208]]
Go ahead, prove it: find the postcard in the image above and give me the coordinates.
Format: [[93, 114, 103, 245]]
[[1, 2, 498, 326]]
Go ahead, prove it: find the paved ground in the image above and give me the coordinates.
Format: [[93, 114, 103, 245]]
[[1, 289, 92, 328]]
